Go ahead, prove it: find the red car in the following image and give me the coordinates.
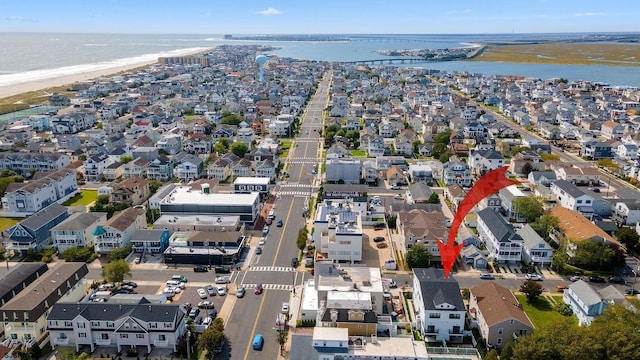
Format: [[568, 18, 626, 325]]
[[254, 283, 263, 295]]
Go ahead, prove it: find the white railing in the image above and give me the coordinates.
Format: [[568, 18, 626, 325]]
[[154, 339, 169, 347], [95, 339, 112, 346], [52, 338, 70, 346]]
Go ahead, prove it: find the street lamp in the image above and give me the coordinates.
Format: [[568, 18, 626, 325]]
[[205, 242, 211, 269]]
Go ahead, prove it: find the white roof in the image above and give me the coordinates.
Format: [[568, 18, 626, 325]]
[[312, 327, 348, 342], [234, 177, 270, 186], [161, 186, 259, 206]]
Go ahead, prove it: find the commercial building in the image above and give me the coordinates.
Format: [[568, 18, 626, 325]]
[[314, 199, 363, 262], [234, 177, 271, 194]]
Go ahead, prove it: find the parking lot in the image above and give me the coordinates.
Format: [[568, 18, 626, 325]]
[[361, 226, 394, 269]]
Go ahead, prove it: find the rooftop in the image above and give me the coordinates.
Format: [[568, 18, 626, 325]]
[[154, 214, 241, 229], [159, 185, 259, 206], [315, 263, 383, 294]]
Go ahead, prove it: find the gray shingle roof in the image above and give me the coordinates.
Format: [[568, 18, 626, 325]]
[[51, 212, 105, 232], [413, 267, 464, 311], [553, 179, 586, 199], [477, 208, 522, 243], [47, 302, 183, 324], [517, 224, 548, 250], [568, 280, 602, 306], [18, 203, 68, 231]]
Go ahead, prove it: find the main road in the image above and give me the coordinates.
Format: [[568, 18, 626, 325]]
[[223, 72, 332, 359]]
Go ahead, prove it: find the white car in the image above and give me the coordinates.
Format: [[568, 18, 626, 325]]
[[281, 302, 289, 313], [170, 286, 182, 294], [197, 288, 207, 299], [176, 282, 186, 289], [394, 194, 404, 200], [215, 276, 229, 284], [525, 273, 543, 281], [259, 237, 266, 245], [216, 286, 226, 296]]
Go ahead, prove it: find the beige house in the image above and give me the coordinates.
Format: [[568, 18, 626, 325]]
[[469, 282, 534, 349], [110, 177, 150, 206]]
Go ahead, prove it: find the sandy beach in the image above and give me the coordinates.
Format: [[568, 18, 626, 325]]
[[0, 47, 212, 100]]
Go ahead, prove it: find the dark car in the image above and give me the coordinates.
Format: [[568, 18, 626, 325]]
[[188, 308, 199, 319], [121, 281, 138, 288], [208, 308, 218, 318], [276, 219, 283, 227], [609, 276, 625, 284], [255, 283, 263, 295], [589, 275, 606, 283], [266, 218, 273, 225], [193, 265, 208, 273], [626, 288, 640, 295], [215, 266, 231, 274], [255, 247, 263, 255], [373, 222, 386, 229], [198, 301, 216, 309], [373, 236, 385, 242]]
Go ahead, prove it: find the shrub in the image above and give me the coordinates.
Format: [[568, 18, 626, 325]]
[[556, 303, 573, 316]]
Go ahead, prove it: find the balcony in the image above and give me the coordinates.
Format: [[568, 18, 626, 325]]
[[95, 338, 112, 346], [52, 338, 70, 346], [4, 323, 37, 333], [7, 242, 37, 251], [154, 339, 169, 347]]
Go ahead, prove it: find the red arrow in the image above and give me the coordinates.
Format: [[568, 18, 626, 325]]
[[438, 166, 520, 279]]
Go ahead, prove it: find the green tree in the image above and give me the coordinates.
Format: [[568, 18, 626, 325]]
[[120, 155, 133, 164], [439, 150, 454, 164], [587, 304, 640, 359], [598, 158, 620, 173], [108, 245, 132, 261], [569, 241, 624, 271], [430, 143, 447, 158], [499, 340, 517, 360], [149, 179, 162, 194], [521, 162, 534, 176], [405, 244, 431, 269], [214, 138, 230, 154], [220, 112, 242, 125], [510, 146, 531, 157], [513, 196, 544, 222], [616, 227, 640, 254], [540, 153, 560, 161], [519, 280, 543, 302], [101, 259, 132, 284], [412, 140, 422, 154], [530, 215, 560, 243], [427, 193, 440, 204], [276, 330, 288, 355], [297, 229, 307, 250], [230, 142, 249, 158], [512, 318, 590, 360], [484, 349, 499, 360], [61, 247, 95, 262], [433, 130, 452, 145], [197, 317, 225, 355]]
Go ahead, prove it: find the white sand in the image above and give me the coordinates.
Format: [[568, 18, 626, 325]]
[[0, 47, 212, 100]]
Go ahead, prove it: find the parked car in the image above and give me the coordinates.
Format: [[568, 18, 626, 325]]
[[216, 286, 226, 296], [255, 283, 263, 295], [589, 275, 606, 283], [237, 287, 246, 298], [570, 275, 582, 282], [194, 265, 208, 272], [394, 194, 404, 200], [277, 219, 283, 227], [480, 273, 495, 280], [255, 247, 263, 255], [525, 273, 543, 281], [373, 222, 386, 230], [205, 284, 216, 296], [214, 266, 231, 274], [188, 308, 199, 319], [121, 281, 137, 288], [133, 257, 141, 264], [252, 334, 264, 350], [202, 317, 213, 327], [609, 276, 626, 284], [266, 218, 273, 225], [198, 301, 216, 309], [556, 285, 568, 293], [215, 276, 230, 284], [197, 288, 207, 299], [391, 184, 400, 190], [208, 308, 218, 318], [262, 226, 269, 235], [626, 288, 640, 295], [172, 275, 188, 283], [373, 236, 385, 243], [376, 243, 388, 249], [259, 237, 266, 245], [281, 302, 289, 313]]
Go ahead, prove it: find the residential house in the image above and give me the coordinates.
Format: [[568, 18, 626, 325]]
[[469, 282, 534, 349], [183, 135, 213, 155], [550, 179, 594, 213], [319, 306, 377, 337], [51, 212, 108, 253], [397, 209, 448, 263], [554, 166, 600, 186], [408, 163, 433, 184], [155, 134, 182, 155], [509, 151, 542, 176], [613, 200, 640, 226], [2, 169, 78, 214], [386, 166, 407, 186], [207, 157, 233, 181], [407, 183, 434, 204], [173, 152, 204, 182], [442, 159, 472, 187], [102, 161, 124, 181], [600, 120, 625, 140], [460, 244, 488, 269], [617, 143, 638, 160], [361, 161, 378, 184], [47, 302, 186, 353], [497, 185, 527, 222], [563, 280, 625, 326], [110, 177, 151, 206], [146, 156, 173, 181], [468, 149, 505, 176], [476, 208, 523, 263], [7, 203, 69, 255], [412, 268, 465, 343], [444, 184, 466, 212], [314, 199, 363, 262], [366, 136, 385, 158], [93, 208, 146, 255], [527, 171, 557, 187], [0, 152, 70, 177], [84, 153, 111, 182], [130, 229, 171, 255], [326, 159, 362, 184], [548, 206, 618, 257], [122, 158, 149, 179], [231, 158, 253, 178], [581, 141, 613, 160], [1, 263, 88, 347], [518, 224, 553, 267]]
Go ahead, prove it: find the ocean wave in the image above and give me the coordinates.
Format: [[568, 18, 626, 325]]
[[0, 47, 210, 87]]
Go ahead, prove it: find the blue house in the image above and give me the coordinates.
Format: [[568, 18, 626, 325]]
[[7, 203, 69, 255], [130, 229, 170, 255], [581, 141, 613, 160]]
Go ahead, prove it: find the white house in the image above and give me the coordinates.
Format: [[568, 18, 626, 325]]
[[412, 268, 466, 343], [2, 168, 78, 214], [468, 149, 505, 176], [550, 180, 594, 212], [314, 199, 363, 262], [613, 200, 640, 226], [617, 143, 638, 160], [51, 212, 107, 253], [93, 208, 146, 255], [517, 224, 553, 268], [325, 159, 362, 184], [563, 280, 625, 326], [476, 208, 523, 263]]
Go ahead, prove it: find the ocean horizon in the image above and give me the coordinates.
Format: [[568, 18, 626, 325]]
[[1, 32, 640, 89]]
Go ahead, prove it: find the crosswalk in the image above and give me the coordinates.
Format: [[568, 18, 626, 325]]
[[287, 157, 320, 161], [247, 266, 297, 272], [240, 283, 293, 291], [279, 183, 316, 188], [286, 160, 320, 164]]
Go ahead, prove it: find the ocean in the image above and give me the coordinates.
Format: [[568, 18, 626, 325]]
[[1, 32, 640, 88]]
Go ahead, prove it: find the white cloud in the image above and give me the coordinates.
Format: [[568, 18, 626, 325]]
[[574, 12, 603, 17], [258, 8, 282, 16], [5, 15, 36, 22]]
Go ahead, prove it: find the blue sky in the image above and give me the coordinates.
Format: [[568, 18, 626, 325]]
[[1, 0, 639, 34]]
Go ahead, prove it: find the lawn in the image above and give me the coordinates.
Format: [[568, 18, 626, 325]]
[[515, 294, 576, 328], [62, 190, 98, 207], [0, 218, 20, 232], [350, 149, 367, 157]]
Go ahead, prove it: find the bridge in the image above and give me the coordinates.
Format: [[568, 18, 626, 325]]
[[340, 58, 426, 65]]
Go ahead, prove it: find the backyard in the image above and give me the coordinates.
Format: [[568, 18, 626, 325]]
[[62, 190, 98, 207], [0, 218, 20, 232], [350, 149, 367, 157], [515, 294, 576, 328]]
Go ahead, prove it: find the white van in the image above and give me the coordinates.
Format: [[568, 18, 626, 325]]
[[166, 280, 180, 287], [268, 209, 275, 220]]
